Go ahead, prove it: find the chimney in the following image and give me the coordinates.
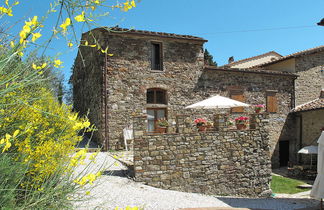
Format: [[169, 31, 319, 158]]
[[320, 90, 324, 98], [228, 56, 234, 64]]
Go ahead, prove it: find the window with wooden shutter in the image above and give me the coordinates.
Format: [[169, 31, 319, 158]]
[[266, 91, 278, 113], [230, 91, 245, 113], [151, 42, 163, 70]]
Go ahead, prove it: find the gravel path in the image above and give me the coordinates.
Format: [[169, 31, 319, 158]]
[[73, 152, 319, 210]]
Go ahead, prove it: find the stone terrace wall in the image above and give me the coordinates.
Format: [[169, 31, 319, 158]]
[[197, 69, 296, 168], [133, 114, 272, 197]]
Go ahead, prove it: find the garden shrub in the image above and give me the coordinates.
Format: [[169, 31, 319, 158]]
[[0, 48, 95, 208]]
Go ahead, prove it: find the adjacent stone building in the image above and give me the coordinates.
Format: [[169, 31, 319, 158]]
[[225, 46, 324, 167], [224, 51, 282, 69], [72, 27, 298, 168]]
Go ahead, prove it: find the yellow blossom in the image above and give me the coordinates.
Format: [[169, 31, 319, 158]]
[[32, 63, 47, 70], [0, 6, 12, 16], [31, 16, 38, 26], [89, 152, 98, 160], [54, 59, 63, 68], [86, 191, 90, 195], [13, 130, 19, 137], [23, 25, 31, 34], [31, 32, 41, 42], [122, 0, 136, 12], [74, 11, 85, 22], [2, 140, 11, 153], [68, 42, 73, 47], [101, 47, 108, 54], [83, 121, 90, 128], [10, 41, 14, 48], [59, 18, 71, 32]]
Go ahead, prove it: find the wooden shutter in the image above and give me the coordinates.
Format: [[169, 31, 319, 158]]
[[267, 92, 278, 113], [231, 93, 245, 113]]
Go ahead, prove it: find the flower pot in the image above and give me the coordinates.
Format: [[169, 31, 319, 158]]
[[255, 108, 261, 113], [198, 125, 207, 132], [156, 127, 167, 133], [236, 124, 246, 130]]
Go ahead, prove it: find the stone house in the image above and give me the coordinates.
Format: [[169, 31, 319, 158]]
[[225, 46, 324, 166], [290, 90, 324, 164], [72, 27, 297, 168], [224, 51, 282, 69]]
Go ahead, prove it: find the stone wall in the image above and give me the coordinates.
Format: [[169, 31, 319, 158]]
[[102, 32, 206, 149], [72, 31, 106, 144], [301, 109, 324, 146], [197, 69, 296, 168], [133, 114, 272, 197], [295, 51, 324, 106], [72, 29, 296, 169]]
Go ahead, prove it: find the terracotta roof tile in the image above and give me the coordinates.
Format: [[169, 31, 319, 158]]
[[222, 51, 282, 67], [90, 27, 208, 42], [205, 66, 298, 77], [291, 91, 324, 113]]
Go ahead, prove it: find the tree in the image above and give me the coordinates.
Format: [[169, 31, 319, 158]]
[[204, 49, 217, 66]]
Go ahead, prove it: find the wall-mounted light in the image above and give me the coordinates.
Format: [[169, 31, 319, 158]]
[[320, 67, 324, 79]]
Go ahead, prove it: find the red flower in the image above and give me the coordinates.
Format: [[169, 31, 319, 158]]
[[194, 118, 207, 126]]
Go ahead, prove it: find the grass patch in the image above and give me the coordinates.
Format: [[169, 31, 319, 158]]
[[271, 175, 310, 194]]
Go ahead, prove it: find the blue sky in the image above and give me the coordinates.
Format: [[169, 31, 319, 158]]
[[4, 0, 324, 83]]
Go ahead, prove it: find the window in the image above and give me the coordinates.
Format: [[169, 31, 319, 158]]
[[151, 42, 163, 70], [147, 88, 167, 104], [266, 91, 278, 113], [230, 90, 245, 113], [147, 108, 166, 133], [146, 88, 167, 132]]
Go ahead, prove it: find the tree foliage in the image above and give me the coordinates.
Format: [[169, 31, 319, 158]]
[[204, 49, 217, 66]]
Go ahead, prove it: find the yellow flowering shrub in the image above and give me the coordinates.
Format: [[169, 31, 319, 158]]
[[0, 85, 93, 189]]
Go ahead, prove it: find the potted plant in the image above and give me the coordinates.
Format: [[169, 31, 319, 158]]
[[254, 104, 265, 113], [156, 118, 169, 133], [194, 118, 207, 132], [206, 121, 213, 131], [234, 116, 249, 130]]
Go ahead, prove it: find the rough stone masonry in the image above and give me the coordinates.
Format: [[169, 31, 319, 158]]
[[133, 114, 272, 197]]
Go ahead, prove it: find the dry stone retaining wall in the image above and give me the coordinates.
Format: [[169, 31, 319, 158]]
[[133, 114, 272, 197]]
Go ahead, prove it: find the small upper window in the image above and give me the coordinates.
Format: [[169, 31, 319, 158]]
[[230, 90, 245, 113], [151, 42, 163, 70], [266, 91, 278, 113], [147, 88, 167, 104]]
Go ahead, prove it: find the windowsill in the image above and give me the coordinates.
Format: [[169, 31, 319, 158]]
[[150, 70, 164, 73], [146, 104, 168, 108]]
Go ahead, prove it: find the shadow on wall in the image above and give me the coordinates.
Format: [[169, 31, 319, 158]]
[[216, 197, 318, 210], [271, 113, 298, 168]]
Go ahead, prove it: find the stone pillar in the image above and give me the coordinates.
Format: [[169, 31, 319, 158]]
[[176, 115, 191, 133], [249, 114, 258, 129], [133, 115, 147, 139], [214, 114, 227, 131]]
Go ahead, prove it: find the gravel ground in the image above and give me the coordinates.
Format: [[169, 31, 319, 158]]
[[73, 152, 319, 210]]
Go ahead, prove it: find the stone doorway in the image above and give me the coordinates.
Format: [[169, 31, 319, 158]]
[[279, 140, 289, 166]]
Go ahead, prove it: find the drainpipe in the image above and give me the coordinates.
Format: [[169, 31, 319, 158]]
[[103, 53, 109, 151], [297, 113, 303, 164]]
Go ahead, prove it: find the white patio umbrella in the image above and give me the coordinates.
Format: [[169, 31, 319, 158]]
[[298, 145, 318, 154], [298, 145, 318, 168], [311, 131, 324, 209], [185, 95, 250, 109]]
